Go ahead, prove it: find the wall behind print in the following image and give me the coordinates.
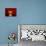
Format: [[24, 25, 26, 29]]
[[0, 0, 46, 44]]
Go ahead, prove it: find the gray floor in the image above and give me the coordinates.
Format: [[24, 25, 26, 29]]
[[19, 40, 46, 46], [0, 44, 18, 46], [0, 40, 46, 46]]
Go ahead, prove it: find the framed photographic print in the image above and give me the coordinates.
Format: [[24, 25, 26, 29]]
[[5, 8, 17, 17]]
